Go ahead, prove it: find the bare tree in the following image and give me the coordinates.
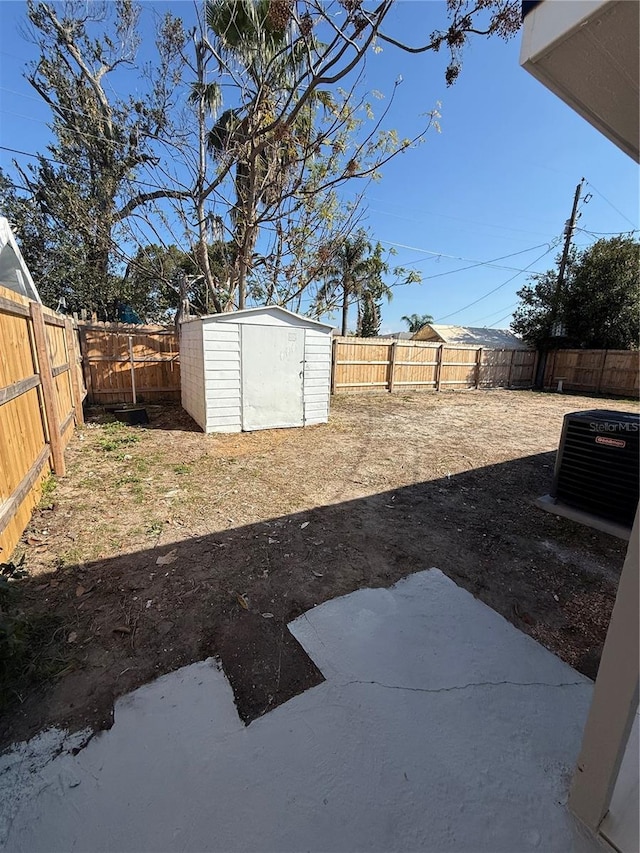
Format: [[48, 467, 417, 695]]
[[12, 0, 520, 319]]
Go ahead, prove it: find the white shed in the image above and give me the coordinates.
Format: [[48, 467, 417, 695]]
[[180, 306, 333, 433]]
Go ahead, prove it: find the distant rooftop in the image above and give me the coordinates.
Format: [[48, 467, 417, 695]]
[[412, 324, 529, 349]]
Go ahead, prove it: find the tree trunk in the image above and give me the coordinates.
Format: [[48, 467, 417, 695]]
[[195, 39, 222, 314], [196, 221, 222, 313], [234, 151, 260, 310], [89, 200, 114, 319], [341, 279, 349, 336]]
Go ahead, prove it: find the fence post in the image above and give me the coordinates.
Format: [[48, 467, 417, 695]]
[[475, 347, 483, 389], [64, 318, 84, 426], [506, 349, 515, 388], [30, 302, 65, 476], [435, 344, 444, 391], [547, 349, 558, 390], [330, 338, 337, 395], [530, 351, 539, 389], [388, 340, 398, 393], [596, 350, 608, 394]]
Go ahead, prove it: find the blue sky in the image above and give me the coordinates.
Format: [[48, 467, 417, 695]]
[[0, 0, 638, 332]]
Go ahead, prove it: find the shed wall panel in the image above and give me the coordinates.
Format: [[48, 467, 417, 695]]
[[203, 322, 242, 432], [202, 345, 239, 360], [180, 320, 206, 430], [304, 330, 331, 425]]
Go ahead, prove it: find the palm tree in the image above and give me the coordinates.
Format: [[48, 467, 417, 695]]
[[402, 313, 434, 333], [315, 233, 395, 336], [317, 232, 373, 336], [205, 0, 314, 309]]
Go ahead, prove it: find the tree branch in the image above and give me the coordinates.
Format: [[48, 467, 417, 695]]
[[116, 188, 192, 221]]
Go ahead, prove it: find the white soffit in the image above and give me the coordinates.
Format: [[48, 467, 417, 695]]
[[521, 0, 639, 162]]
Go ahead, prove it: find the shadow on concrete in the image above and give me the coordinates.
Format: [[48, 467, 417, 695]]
[[0, 449, 627, 749]]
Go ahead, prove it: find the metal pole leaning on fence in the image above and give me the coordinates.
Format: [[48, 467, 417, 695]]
[[30, 302, 66, 476], [330, 338, 337, 394], [507, 350, 515, 389], [435, 344, 444, 391], [128, 335, 137, 405], [475, 347, 483, 389]]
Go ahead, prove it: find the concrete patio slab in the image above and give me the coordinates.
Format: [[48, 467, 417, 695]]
[[536, 494, 631, 541], [0, 569, 602, 852]]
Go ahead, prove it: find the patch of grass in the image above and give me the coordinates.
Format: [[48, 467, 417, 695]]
[[172, 463, 191, 475], [131, 483, 146, 503], [38, 474, 57, 508], [54, 548, 83, 570], [115, 474, 141, 487], [98, 435, 141, 452], [97, 422, 141, 452], [146, 521, 163, 537]]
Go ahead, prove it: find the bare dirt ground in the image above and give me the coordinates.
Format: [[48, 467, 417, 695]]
[[1, 389, 637, 750]]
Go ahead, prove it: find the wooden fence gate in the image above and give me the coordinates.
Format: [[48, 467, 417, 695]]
[[79, 324, 180, 405], [543, 349, 639, 397]]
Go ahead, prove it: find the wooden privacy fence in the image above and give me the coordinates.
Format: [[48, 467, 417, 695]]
[[331, 337, 537, 393], [0, 285, 85, 558], [543, 349, 639, 398], [79, 324, 180, 405]]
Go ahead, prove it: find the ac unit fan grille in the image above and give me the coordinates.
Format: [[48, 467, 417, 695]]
[[552, 411, 639, 528]]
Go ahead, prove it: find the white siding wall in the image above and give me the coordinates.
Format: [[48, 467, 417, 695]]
[[203, 321, 242, 433], [180, 320, 206, 430], [304, 329, 331, 425]]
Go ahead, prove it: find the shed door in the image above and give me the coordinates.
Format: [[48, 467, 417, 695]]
[[241, 325, 304, 430]]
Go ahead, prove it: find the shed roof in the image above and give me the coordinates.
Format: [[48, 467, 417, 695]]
[[0, 217, 41, 302], [185, 306, 332, 330], [412, 324, 529, 349]]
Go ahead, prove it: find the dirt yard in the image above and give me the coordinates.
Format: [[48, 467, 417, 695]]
[[1, 389, 637, 750]]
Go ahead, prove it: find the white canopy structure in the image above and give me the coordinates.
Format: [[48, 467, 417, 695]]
[[0, 216, 41, 302]]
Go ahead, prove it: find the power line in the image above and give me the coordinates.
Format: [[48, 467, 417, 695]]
[[585, 180, 638, 229], [576, 226, 639, 237], [0, 84, 100, 125], [469, 300, 520, 326], [380, 240, 551, 274], [473, 186, 638, 331], [366, 204, 555, 241], [488, 309, 518, 328], [406, 257, 548, 277], [0, 144, 173, 193], [380, 239, 546, 262], [0, 143, 70, 167], [0, 105, 143, 151], [433, 242, 559, 323], [344, 186, 560, 237]]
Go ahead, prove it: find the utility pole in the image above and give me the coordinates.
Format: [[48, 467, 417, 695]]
[[535, 178, 585, 387], [549, 178, 584, 336]]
